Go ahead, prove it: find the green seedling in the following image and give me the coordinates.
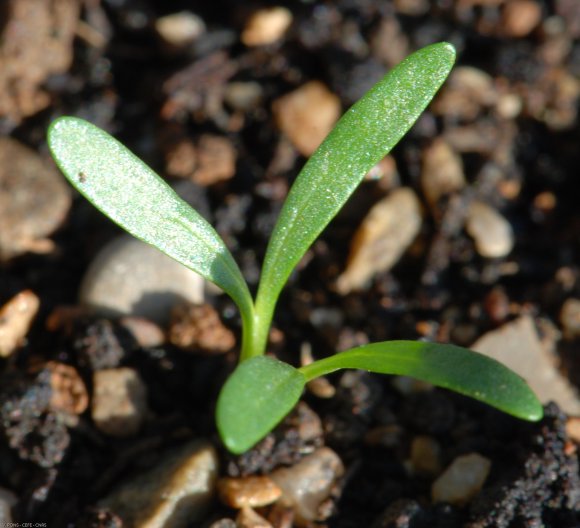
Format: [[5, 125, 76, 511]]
[[48, 42, 543, 454]]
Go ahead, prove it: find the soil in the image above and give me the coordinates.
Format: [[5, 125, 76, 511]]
[[1, 0, 580, 527]]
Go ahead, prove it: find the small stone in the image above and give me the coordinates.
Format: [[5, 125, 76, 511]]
[[92, 368, 148, 437], [101, 441, 218, 528], [241, 7, 292, 47], [194, 134, 237, 186], [560, 298, 580, 340], [119, 316, 165, 348], [0, 487, 17, 523], [273, 81, 341, 157], [471, 315, 580, 415], [337, 188, 422, 293], [165, 139, 198, 179], [410, 435, 442, 476], [209, 520, 236, 528], [432, 67, 497, 121], [80, 235, 205, 325], [0, 290, 40, 357], [0, 138, 71, 261], [236, 507, 273, 528], [218, 476, 282, 509], [432, 453, 491, 505], [156, 11, 205, 48], [47, 361, 89, 416], [501, 0, 542, 37], [566, 417, 580, 444], [421, 138, 465, 207], [169, 303, 235, 354], [364, 424, 404, 448], [465, 201, 514, 258], [270, 447, 344, 523], [225, 82, 264, 112], [0, 0, 79, 124]]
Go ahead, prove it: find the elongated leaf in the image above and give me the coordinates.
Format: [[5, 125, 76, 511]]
[[253, 42, 456, 354], [48, 117, 253, 319], [299, 341, 543, 421], [216, 356, 306, 454]]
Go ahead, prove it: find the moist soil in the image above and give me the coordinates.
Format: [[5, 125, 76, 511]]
[[1, 1, 580, 527]]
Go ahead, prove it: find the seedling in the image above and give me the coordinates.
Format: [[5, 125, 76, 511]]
[[48, 43, 543, 454]]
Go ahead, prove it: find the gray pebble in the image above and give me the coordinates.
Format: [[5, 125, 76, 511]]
[[100, 441, 218, 528], [270, 447, 344, 523], [472, 315, 580, 415], [80, 235, 205, 324], [0, 137, 71, 261]]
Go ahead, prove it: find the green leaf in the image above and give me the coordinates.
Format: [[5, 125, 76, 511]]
[[47, 117, 254, 322], [252, 42, 456, 356], [299, 341, 543, 421], [216, 356, 306, 454]]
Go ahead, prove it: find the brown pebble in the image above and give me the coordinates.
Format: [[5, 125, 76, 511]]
[[169, 303, 235, 354], [236, 506, 273, 528], [0, 290, 40, 357], [410, 435, 442, 475], [566, 417, 580, 443], [241, 7, 292, 47], [0, 138, 71, 261], [193, 134, 237, 186], [218, 476, 282, 509], [47, 361, 89, 415], [501, 0, 541, 37], [272, 81, 341, 157]]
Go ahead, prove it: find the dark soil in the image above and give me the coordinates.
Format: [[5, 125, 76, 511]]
[[1, 0, 580, 526]]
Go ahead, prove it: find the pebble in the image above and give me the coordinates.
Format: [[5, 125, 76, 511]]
[[119, 316, 165, 348], [501, 0, 542, 37], [236, 507, 273, 528], [471, 315, 580, 415], [224, 82, 264, 112], [0, 487, 17, 523], [241, 7, 292, 47], [560, 298, 580, 340], [0, 0, 79, 124], [192, 134, 237, 186], [47, 361, 89, 416], [270, 447, 344, 523], [272, 81, 341, 157], [421, 138, 465, 207], [91, 367, 148, 437], [336, 188, 422, 293], [155, 11, 205, 48], [410, 435, 442, 476], [100, 441, 218, 528], [364, 424, 404, 448], [218, 476, 282, 509], [0, 138, 71, 261], [432, 67, 497, 121], [465, 201, 514, 258], [169, 302, 235, 354], [80, 235, 205, 325], [565, 417, 580, 444], [0, 290, 40, 357], [432, 453, 491, 506]]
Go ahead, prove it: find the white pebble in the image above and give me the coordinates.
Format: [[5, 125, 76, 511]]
[[270, 447, 344, 523], [465, 201, 514, 258], [432, 453, 491, 505], [92, 367, 148, 437], [80, 235, 205, 324]]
